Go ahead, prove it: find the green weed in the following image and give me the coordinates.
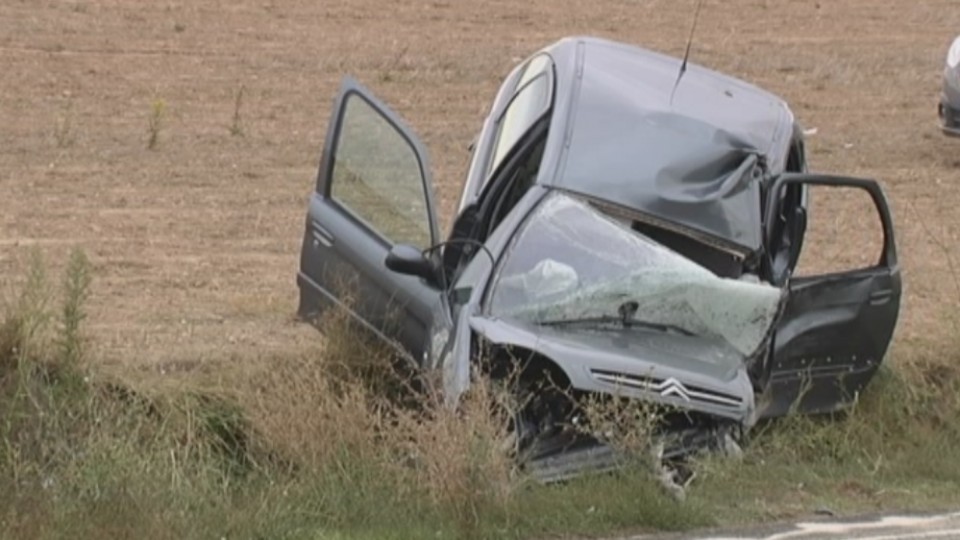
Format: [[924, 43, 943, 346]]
[[230, 85, 245, 137], [146, 98, 165, 150], [53, 99, 75, 148]]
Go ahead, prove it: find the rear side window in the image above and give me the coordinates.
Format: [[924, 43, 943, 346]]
[[486, 55, 554, 178]]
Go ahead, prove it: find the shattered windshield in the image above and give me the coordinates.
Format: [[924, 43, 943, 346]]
[[488, 192, 784, 357]]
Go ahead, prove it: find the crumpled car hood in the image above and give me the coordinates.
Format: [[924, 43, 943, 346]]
[[530, 323, 746, 381], [470, 316, 757, 422]]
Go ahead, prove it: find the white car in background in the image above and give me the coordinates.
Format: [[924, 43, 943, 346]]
[[939, 36, 960, 136]]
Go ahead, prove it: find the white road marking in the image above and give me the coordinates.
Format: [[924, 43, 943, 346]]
[[694, 511, 960, 540], [857, 529, 960, 540], [765, 514, 960, 539]]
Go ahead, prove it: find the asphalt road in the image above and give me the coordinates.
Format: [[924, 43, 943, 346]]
[[629, 512, 960, 540]]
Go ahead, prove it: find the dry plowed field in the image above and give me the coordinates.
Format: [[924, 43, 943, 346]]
[[2, 1, 959, 381]]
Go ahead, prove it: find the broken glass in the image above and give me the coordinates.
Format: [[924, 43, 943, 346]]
[[489, 192, 784, 358]]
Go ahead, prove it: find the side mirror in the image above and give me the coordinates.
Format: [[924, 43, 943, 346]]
[[385, 244, 440, 286]]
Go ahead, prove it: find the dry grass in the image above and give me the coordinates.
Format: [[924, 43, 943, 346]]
[[236, 304, 519, 532], [4, 254, 958, 538], [0, 255, 698, 539], [689, 365, 960, 524]]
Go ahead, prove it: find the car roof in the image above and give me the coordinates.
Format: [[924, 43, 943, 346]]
[[536, 36, 795, 254]]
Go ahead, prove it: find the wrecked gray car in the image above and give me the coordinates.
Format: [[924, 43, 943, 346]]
[[297, 36, 901, 480], [939, 35, 960, 136]]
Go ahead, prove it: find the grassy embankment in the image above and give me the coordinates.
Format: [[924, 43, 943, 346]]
[[2, 251, 959, 539]]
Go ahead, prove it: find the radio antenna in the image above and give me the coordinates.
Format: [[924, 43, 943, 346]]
[[670, 0, 705, 105]]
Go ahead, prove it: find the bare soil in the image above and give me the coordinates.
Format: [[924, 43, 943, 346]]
[[1, 0, 959, 381]]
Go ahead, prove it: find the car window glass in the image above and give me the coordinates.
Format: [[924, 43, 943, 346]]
[[487, 134, 545, 236], [517, 54, 551, 87], [443, 128, 547, 283], [488, 73, 550, 177], [488, 193, 783, 358], [329, 94, 432, 248]]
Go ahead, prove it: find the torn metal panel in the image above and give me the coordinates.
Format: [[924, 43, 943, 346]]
[[469, 316, 757, 424]]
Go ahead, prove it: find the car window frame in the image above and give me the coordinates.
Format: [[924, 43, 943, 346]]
[[479, 118, 550, 238], [322, 89, 439, 249], [441, 118, 551, 289], [767, 130, 808, 284]]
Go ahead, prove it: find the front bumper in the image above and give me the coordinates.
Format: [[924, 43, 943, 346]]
[[524, 421, 743, 484], [940, 99, 960, 137]]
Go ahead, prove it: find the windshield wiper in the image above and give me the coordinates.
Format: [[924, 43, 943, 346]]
[[537, 300, 695, 337], [538, 316, 695, 337]]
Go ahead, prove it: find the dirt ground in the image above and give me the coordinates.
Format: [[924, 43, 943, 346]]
[[1, 0, 959, 382]]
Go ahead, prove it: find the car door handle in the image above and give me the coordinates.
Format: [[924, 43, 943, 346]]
[[869, 290, 893, 306], [310, 223, 334, 248]]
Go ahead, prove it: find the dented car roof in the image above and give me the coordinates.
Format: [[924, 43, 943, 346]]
[[538, 37, 795, 253]]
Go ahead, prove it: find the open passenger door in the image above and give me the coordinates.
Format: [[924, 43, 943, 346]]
[[759, 173, 901, 418], [296, 77, 443, 362]]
